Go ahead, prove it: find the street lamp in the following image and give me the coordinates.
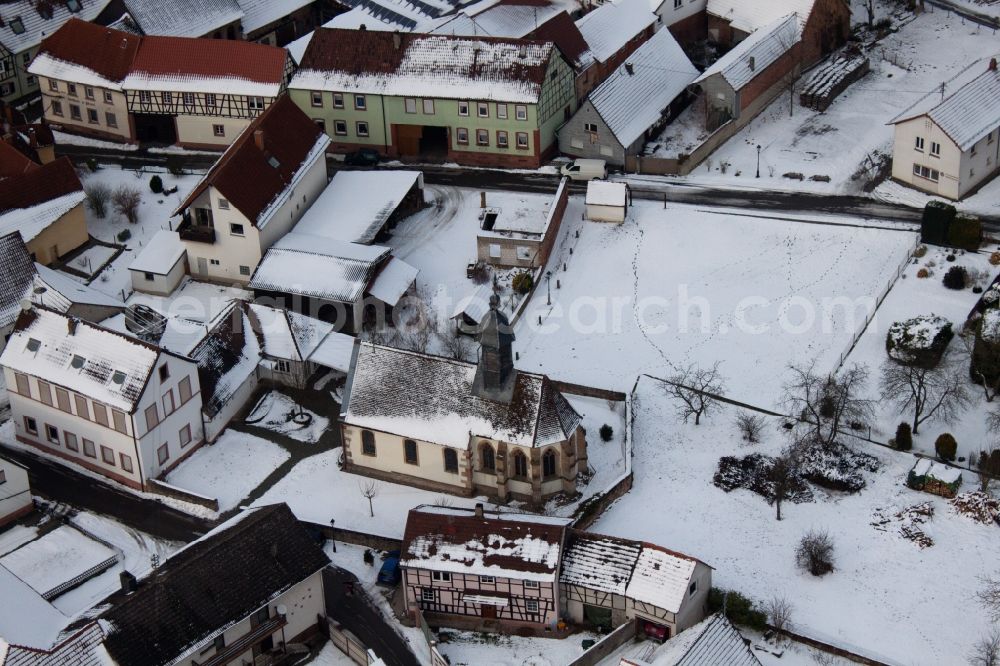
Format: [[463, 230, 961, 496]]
[[756, 144, 762, 179], [546, 270, 552, 306]]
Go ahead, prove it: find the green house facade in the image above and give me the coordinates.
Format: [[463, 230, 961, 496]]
[[289, 28, 576, 168]]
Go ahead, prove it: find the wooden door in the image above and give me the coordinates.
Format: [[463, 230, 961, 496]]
[[481, 605, 496, 619]]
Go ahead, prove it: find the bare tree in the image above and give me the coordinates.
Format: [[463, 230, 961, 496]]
[[783, 363, 874, 448], [795, 529, 835, 576], [359, 479, 380, 517], [768, 451, 798, 521], [764, 596, 794, 634], [969, 629, 1000, 666], [976, 449, 1000, 492], [112, 185, 142, 224], [977, 575, 1000, 622], [735, 412, 767, 444], [665, 363, 725, 425], [85, 183, 111, 219], [862, 0, 876, 28], [436, 318, 475, 361], [879, 355, 971, 435]]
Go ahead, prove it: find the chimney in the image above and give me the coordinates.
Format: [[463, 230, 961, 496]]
[[120, 571, 138, 594], [359, 23, 367, 31], [67, 318, 77, 335], [253, 129, 264, 151], [27, 127, 36, 147], [748, 56, 755, 71], [518, 43, 527, 59], [392, 30, 401, 50], [624, 62, 633, 76], [480, 191, 486, 208], [474, 503, 484, 518], [990, 57, 998, 72]]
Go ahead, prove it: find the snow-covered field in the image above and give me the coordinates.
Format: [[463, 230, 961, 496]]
[[165, 429, 290, 511], [0, 525, 115, 596], [246, 391, 331, 444], [513, 197, 917, 403], [436, 630, 601, 666], [592, 376, 999, 665]]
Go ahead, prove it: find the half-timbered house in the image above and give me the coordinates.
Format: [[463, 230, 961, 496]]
[[400, 504, 570, 634]]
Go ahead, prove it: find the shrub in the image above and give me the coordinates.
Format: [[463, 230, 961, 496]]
[[796, 529, 835, 576], [149, 175, 163, 193], [948, 214, 982, 251], [935, 433, 957, 461], [166, 156, 184, 176], [707, 589, 767, 631], [885, 314, 953, 367], [512, 271, 533, 295], [85, 158, 99, 172], [943, 265, 967, 290], [599, 424, 613, 442], [735, 412, 766, 444], [921, 200, 956, 246], [117, 229, 131, 242], [917, 268, 929, 279], [895, 422, 913, 451], [946, 254, 956, 262], [85, 183, 111, 219], [914, 245, 928, 258], [990, 251, 1000, 266], [112, 185, 142, 224]]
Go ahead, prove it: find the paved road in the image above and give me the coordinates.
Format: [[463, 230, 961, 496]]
[[323, 567, 422, 666], [0, 443, 212, 542]]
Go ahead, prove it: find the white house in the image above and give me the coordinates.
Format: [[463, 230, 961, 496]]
[[585, 181, 628, 223], [0, 307, 204, 491], [174, 95, 331, 285], [888, 57, 1000, 201], [0, 455, 32, 527]]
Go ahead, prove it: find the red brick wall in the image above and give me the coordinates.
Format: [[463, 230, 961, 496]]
[[800, 0, 851, 66], [739, 45, 800, 113], [668, 11, 708, 46], [537, 178, 569, 266], [707, 14, 733, 43]]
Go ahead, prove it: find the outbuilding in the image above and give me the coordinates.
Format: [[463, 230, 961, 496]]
[[128, 230, 187, 295], [585, 181, 628, 223]]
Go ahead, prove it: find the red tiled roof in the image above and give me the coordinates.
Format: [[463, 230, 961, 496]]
[[131, 35, 287, 85], [174, 96, 325, 225], [529, 12, 591, 68], [34, 18, 141, 83], [0, 141, 38, 179], [0, 157, 82, 212]]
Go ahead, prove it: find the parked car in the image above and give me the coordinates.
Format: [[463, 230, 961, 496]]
[[561, 158, 607, 181], [376, 550, 401, 586], [344, 148, 381, 167]]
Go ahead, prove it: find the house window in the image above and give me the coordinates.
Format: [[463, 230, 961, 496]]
[[112, 410, 127, 434], [584, 122, 598, 133], [93, 403, 109, 427], [74, 395, 89, 419], [480, 443, 495, 471], [422, 588, 435, 602], [513, 450, 528, 478], [314, 119, 325, 132], [404, 98, 417, 113], [24, 416, 37, 435], [689, 581, 698, 596], [46, 424, 59, 444], [458, 101, 469, 116], [912, 163, 939, 182], [230, 223, 245, 236], [48, 79, 58, 92], [275, 359, 291, 373], [162, 92, 173, 105], [497, 104, 507, 119], [145, 404, 159, 430], [930, 141, 940, 157], [56, 388, 72, 413], [84, 86, 94, 100], [9, 17, 23, 34], [67, 83, 77, 96], [525, 599, 539, 613], [489, 243, 502, 258], [210, 259, 221, 265], [248, 96, 264, 111], [64, 432, 79, 451], [239, 265, 251, 276], [217, 198, 230, 210], [38, 381, 52, 405], [104, 90, 113, 103], [422, 99, 435, 114], [361, 430, 376, 456], [674, 0, 682, 7], [0, 469, 4, 484], [101, 446, 115, 465], [51, 100, 63, 116], [157, 444, 170, 465], [914, 136, 925, 151], [139, 91, 151, 104], [213, 634, 225, 652], [444, 448, 458, 473], [205, 93, 217, 108], [497, 131, 508, 148], [14, 373, 30, 397], [524, 580, 539, 589], [183, 92, 195, 108], [356, 121, 369, 137], [334, 120, 347, 136], [311, 91, 323, 107], [213, 124, 225, 137], [476, 129, 489, 146], [542, 449, 557, 478], [515, 105, 527, 121], [516, 132, 528, 149], [83, 439, 96, 458], [477, 102, 489, 118], [120, 453, 133, 473], [354, 94, 366, 110], [432, 571, 451, 582], [70, 104, 81, 121], [333, 93, 344, 108], [480, 576, 495, 583], [179, 377, 193, 404], [162, 390, 175, 416], [456, 127, 469, 145], [106, 112, 117, 128], [87, 108, 99, 124], [179, 424, 192, 447], [404, 439, 418, 465], [158, 364, 170, 381]]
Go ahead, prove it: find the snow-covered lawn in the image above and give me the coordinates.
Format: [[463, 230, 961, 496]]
[[513, 197, 917, 404], [246, 391, 331, 444], [66, 244, 118, 277], [435, 630, 601, 666], [592, 376, 999, 666], [0, 525, 115, 596], [165, 430, 291, 511]]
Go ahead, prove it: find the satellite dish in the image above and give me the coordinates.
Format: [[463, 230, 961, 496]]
[[276, 604, 287, 617], [19, 298, 31, 311]]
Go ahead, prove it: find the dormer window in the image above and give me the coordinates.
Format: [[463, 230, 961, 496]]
[[112, 370, 126, 385], [10, 17, 24, 34], [66, 0, 81, 12], [71, 354, 85, 369], [26, 338, 40, 352]]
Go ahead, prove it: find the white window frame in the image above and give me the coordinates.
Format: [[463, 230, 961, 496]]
[[422, 98, 435, 114], [404, 97, 417, 113]]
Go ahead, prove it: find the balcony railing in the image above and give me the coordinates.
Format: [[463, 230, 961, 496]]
[[177, 218, 216, 243], [196, 615, 287, 666]]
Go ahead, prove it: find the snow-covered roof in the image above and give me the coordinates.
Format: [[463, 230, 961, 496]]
[[0, 307, 166, 413], [128, 230, 186, 275], [0, 232, 37, 331], [401, 505, 570, 581], [890, 58, 1000, 152], [122, 0, 243, 38], [451, 282, 494, 322], [294, 171, 423, 244], [588, 28, 697, 148], [911, 459, 962, 484], [624, 545, 698, 614], [34, 264, 124, 311], [247, 302, 335, 362], [0, 157, 85, 245], [0, 563, 72, 650], [0, 0, 111, 55], [236, 0, 314, 34], [342, 342, 582, 449], [307, 330, 357, 372], [249, 233, 391, 303], [636, 613, 762, 665], [187, 301, 259, 418], [560, 531, 642, 595], [694, 14, 798, 91], [575, 0, 656, 64], [324, 5, 412, 31], [705, 0, 814, 34], [982, 308, 1000, 343], [338, 0, 463, 29], [368, 257, 419, 306], [0, 190, 84, 244], [586, 180, 627, 206], [293, 29, 557, 103]]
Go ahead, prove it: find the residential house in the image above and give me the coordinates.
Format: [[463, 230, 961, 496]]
[[30, 18, 294, 148], [107, 0, 245, 39], [888, 57, 1000, 201], [561, 530, 712, 640], [174, 95, 331, 284], [128, 229, 187, 295], [99, 503, 330, 666], [477, 176, 569, 268], [0, 156, 87, 265], [706, 0, 848, 67], [616, 613, 762, 665], [0, 455, 32, 527], [650, 0, 707, 46], [574, 0, 657, 99], [693, 14, 800, 132], [586, 180, 628, 222], [246, 301, 336, 388], [400, 504, 571, 634], [238, 0, 343, 46], [340, 301, 588, 502], [289, 28, 577, 168], [0, 307, 205, 491], [559, 28, 697, 166], [0, 0, 115, 107]]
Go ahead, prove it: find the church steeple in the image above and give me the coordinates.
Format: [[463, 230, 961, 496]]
[[472, 295, 516, 402]]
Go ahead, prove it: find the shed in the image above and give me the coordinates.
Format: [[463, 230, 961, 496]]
[[907, 458, 962, 498], [586, 181, 628, 223], [128, 230, 187, 296]]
